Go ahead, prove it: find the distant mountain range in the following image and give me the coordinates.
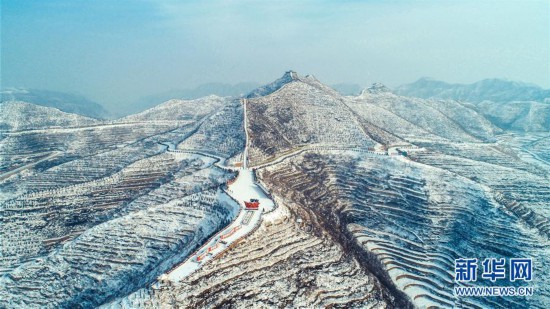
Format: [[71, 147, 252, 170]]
[[125, 81, 363, 116], [395, 77, 550, 104], [3, 78, 548, 132], [122, 82, 261, 117], [0, 88, 109, 119], [1, 71, 549, 309], [395, 78, 550, 132]]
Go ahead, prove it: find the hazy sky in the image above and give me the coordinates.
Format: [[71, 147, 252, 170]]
[[2, 0, 549, 109]]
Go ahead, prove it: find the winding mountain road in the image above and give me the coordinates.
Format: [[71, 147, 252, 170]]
[[155, 99, 275, 284], [154, 99, 416, 285]]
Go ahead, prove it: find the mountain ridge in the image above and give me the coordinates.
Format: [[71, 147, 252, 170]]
[[0, 101, 100, 132], [0, 88, 110, 119], [395, 77, 550, 103], [1, 71, 548, 309]]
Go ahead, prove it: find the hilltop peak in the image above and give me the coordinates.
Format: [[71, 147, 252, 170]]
[[362, 83, 392, 95], [284, 70, 298, 80], [246, 70, 299, 98]]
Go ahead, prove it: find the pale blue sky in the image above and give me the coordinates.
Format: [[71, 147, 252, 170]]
[[1, 0, 549, 108]]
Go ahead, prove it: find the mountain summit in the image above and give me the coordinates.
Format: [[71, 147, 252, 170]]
[[1, 71, 548, 309], [362, 83, 391, 95], [246, 70, 298, 98]]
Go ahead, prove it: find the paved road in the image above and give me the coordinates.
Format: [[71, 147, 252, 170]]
[[156, 101, 417, 284], [162, 167, 274, 282], [157, 99, 274, 283]]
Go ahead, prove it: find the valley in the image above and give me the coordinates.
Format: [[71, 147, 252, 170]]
[[1, 72, 548, 308]]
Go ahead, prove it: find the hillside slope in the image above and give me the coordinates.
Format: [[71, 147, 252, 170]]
[[246, 72, 375, 166], [395, 78, 550, 132], [0, 101, 100, 132], [1, 88, 109, 119], [396, 78, 550, 104], [1, 72, 549, 309]]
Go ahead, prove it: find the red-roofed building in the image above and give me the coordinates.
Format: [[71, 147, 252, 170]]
[[244, 199, 260, 210]]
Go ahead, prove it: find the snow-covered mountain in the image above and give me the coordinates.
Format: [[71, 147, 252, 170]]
[[395, 77, 550, 104], [395, 78, 550, 132], [0, 101, 100, 132], [1, 72, 548, 309], [246, 70, 297, 98], [350, 85, 502, 142], [119, 82, 260, 117], [1, 88, 109, 119], [120, 95, 229, 122], [121, 81, 363, 117], [475, 100, 550, 132], [245, 72, 375, 165]]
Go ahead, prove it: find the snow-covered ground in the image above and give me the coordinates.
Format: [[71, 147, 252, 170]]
[[227, 169, 274, 212], [0, 151, 62, 180], [159, 99, 274, 282], [161, 167, 275, 282]]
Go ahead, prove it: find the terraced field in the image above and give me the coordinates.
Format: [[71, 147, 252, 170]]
[[257, 151, 549, 308], [107, 202, 396, 308], [409, 143, 550, 238], [0, 97, 246, 307], [1, 72, 548, 308], [245, 73, 375, 166], [1, 185, 237, 308]]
